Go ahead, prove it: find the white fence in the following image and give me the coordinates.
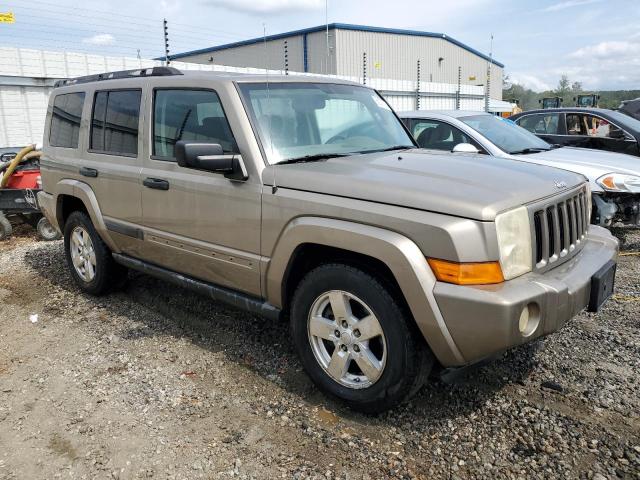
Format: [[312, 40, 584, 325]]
[[0, 47, 509, 148]]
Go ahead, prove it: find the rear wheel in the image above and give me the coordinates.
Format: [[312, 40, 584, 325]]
[[0, 213, 12, 241], [64, 211, 127, 295], [37, 216, 62, 241], [290, 263, 433, 413]]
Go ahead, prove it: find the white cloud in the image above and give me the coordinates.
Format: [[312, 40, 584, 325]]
[[542, 0, 602, 12], [569, 40, 638, 59], [205, 0, 324, 14], [509, 73, 552, 92], [81, 33, 116, 45]]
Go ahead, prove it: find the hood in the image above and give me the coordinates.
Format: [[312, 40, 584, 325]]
[[263, 149, 585, 221], [509, 147, 640, 191]]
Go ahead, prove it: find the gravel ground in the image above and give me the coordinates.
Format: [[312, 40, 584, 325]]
[[0, 229, 638, 480]]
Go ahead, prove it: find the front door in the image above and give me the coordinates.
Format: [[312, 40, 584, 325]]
[[565, 113, 638, 154], [139, 87, 262, 296]]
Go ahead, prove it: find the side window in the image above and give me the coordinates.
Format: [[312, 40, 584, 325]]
[[90, 90, 141, 155], [49, 92, 85, 148], [518, 114, 560, 134], [569, 114, 623, 138], [412, 120, 475, 151], [153, 89, 238, 159]]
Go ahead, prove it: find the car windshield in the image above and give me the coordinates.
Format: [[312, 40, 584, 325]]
[[459, 114, 552, 154], [238, 82, 414, 164], [607, 110, 640, 132]]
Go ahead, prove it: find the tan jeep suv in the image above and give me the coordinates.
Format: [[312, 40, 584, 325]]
[[38, 67, 618, 412]]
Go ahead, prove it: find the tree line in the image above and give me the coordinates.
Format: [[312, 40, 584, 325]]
[[502, 74, 640, 111]]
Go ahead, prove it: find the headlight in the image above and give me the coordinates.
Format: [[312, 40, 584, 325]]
[[495, 206, 532, 280], [596, 173, 640, 193]]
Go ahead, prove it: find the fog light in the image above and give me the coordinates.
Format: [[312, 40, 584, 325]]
[[518, 303, 540, 337]]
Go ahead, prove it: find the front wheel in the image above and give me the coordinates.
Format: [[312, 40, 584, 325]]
[[290, 264, 433, 413]]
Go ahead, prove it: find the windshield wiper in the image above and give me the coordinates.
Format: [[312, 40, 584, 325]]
[[509, 147, 550, 155], [275, 153, 350, 165], [550, 144, 564, 149], [361, 145, 414, 154]]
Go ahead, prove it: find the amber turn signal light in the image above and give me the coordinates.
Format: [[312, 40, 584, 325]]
[[427, 258, 505, 285]]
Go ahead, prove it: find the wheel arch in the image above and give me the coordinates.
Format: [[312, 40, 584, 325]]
[[54, 179, 120, 252], [265, 216, 465, 366]]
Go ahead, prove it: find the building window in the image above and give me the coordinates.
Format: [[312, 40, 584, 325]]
[[90, 90, 141, 155], [49, 92, 85, 148], [153, 89, 238, 160]]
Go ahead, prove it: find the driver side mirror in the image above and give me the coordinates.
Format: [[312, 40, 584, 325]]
[[452, 143, 480, 154], [175, 141, 247, 181]]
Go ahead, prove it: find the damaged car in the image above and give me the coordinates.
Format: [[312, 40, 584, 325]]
[[399, 110, 640, 227]]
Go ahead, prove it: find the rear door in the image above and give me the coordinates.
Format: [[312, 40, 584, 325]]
[[84, 87, 144, 253], [139, 85, 262, 296]]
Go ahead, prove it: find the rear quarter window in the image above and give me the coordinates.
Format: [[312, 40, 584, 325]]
[[49, 92, 85, 148]]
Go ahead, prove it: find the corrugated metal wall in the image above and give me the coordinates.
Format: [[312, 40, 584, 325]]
[[176, 36, 306, 72], [335, 30, 503, 100]]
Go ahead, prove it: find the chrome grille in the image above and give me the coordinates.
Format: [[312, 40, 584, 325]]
[[532, 187, 589, 270]]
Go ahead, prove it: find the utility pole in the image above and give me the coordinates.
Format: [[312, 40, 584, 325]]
[[362, 52, 367, 85], [325, 0, 329, 74], [163, 19, 170, 66], [415, 60, 421, 110], [485, 34, 493, 113], [456, 66, 461, 110], [284, 40, 289, 75]]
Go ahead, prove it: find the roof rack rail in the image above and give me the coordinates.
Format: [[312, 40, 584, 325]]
[[53, 66, 183, 88]]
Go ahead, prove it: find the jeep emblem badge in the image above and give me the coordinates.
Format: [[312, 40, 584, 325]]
[[554, 181, 568, 189]]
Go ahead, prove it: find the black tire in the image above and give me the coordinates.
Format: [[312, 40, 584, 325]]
[[290, 263, 433, 413], [0, 213, 12, 241], [64, 211, 127, 295], [37, 216, 62, 241]]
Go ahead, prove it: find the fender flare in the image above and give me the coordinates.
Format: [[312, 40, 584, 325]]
[[265, 217, 465, 366], [54, 179, 120, 253]]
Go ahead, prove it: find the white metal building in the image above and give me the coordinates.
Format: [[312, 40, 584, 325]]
[[169, 23, 504, 100]]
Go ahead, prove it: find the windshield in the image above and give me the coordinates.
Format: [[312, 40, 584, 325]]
[[607, 110, 640, 132], [460, 114, 551, 154], [238, 82, 414, 164]]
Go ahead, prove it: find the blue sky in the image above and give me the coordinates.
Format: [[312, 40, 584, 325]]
[[2, 0, 639, 91]]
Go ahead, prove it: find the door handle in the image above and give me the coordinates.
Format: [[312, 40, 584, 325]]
[[79, 167, 98, 178], [143, 177, 170, 191]]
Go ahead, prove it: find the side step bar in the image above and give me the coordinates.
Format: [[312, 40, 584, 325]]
[[112, 253, 281, 322]]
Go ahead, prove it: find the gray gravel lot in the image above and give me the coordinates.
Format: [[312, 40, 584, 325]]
[[0, 229, 638, 479]]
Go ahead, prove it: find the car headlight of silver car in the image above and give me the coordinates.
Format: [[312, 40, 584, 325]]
[[495, 206, 533, 280], [596, 173, 640, 193]]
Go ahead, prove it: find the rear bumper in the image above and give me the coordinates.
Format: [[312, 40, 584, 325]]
[[36, 191, 60, 232], [433, 226, 618, 365]]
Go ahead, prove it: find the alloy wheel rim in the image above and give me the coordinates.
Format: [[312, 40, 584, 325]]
[[307, 290, 387, 389], [70, 226, 96, 282]]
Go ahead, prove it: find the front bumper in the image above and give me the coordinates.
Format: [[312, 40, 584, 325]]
[[36, 191, 60, 233], [593, 192, 640, 226], [433, 226, 618, 365]]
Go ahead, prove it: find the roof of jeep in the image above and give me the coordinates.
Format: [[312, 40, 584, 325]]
[[53, 66, 364, 89], [398, 110, 490, 119]]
